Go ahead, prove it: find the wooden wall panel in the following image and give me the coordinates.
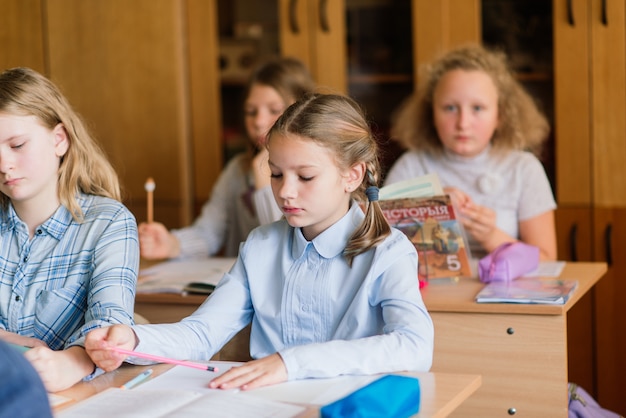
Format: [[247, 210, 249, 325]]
[[45, 0, 192, 228], [0, 0, 46, 72], [186, 0, 224, 214]]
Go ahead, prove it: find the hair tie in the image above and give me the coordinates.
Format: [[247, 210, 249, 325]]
[[366, 186, 379, 202]]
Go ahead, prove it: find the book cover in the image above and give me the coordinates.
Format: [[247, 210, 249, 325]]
[[379, 195, 473, 281], [475, 278, 579, 304]]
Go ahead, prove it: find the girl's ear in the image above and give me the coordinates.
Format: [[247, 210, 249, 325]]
[[345, 162, 366, 193], [53, 123, 69, 157]]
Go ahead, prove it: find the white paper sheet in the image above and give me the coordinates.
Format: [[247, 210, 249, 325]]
[[137, 257, 236, 294], [56, 388, 304, 418], [136, 361, 240, 393], [139, 362, 380, 406]]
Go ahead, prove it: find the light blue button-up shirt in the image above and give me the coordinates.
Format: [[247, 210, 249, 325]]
[[0, 194, 138, 349], [134, 203, 434, 379]]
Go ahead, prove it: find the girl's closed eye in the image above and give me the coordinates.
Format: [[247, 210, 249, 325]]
[[11, 142, 25, 149], [244, 108, 258, 117], [270, 171, 283, 179]]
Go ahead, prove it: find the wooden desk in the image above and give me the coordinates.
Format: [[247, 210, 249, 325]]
[[54, 363, 481, 418], [135, 292, 206, 323], [422, 262, 606, 417], [134, 261, 606, 417]]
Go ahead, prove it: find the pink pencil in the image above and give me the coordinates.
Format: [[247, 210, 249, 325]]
[[109, 346, 218, 372]]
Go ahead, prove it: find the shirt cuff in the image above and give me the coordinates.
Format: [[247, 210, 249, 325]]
[[82, 366, 106, 381]]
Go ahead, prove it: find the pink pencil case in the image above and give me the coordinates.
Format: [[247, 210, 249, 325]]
[[478, 242, 540, 283]]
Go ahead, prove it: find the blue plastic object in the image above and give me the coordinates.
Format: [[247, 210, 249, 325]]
[[321, 375, 421, 418]]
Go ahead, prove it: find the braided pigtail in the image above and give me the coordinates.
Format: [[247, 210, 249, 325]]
[[344, 167, 391, 266]]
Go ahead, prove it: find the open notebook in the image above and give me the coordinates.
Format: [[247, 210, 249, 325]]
[[137, 257, 236, 294]]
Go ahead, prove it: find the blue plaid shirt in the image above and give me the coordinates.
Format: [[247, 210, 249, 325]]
[[0, 193, 138, 350]]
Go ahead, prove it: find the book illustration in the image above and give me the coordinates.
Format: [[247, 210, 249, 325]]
[[475, 278, 578, 304], [379, 195, 473, 281]]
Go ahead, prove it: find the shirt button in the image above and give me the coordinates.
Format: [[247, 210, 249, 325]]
[[36, 229, 43, 235], [23, 256, 28, 262], [301, 304, 309, 312], [15, 295, 21, 302]]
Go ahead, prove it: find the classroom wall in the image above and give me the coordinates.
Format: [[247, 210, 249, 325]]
[[0, 0, 223, 229]]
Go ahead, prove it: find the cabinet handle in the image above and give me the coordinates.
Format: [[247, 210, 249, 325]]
[[289, 0, 300, 34], [602, 0, 608, 26], [567, 0, 575, 26], [319, 0, 330, 32], [604, 224, 613, 266], [569, 224, 578, 261]]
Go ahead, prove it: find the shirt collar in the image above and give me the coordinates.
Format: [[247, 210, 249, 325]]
[[0, 194, 86, 240], [291, 202, 364, 260], [443, 143, 492, 164]]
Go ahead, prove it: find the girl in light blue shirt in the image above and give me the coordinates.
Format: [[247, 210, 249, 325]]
[[86, 94, 434, 390]]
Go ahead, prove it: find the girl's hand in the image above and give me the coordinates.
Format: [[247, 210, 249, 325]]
[[444, 186, 502, 250], [252, 148, 271, 190], [84, 325, 138, 372], [25, 346, 95, 392], [138, 222, 180, 260], [208, 353, 288, 391], [444, 186, 473, 210], [458, 201, 498, 248]]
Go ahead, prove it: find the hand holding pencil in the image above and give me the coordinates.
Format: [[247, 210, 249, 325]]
[[84, 324, 141, 372], [138, 176, 182, 260], [84, 324, 217, 373]]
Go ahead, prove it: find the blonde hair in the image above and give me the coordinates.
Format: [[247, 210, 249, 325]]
[[0, 67, 121, 221], [392, 44, 549, 156], [267, 93, 391, 265]]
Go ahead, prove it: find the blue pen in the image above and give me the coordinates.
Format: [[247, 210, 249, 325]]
[[119, 369, 153, 390]]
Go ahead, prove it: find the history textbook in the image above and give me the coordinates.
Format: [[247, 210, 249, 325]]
[[379, 174, 473, 282]]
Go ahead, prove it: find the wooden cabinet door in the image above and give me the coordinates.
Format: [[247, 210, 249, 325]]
[[412, 0, 480, 87], [279, 0, 347, 93], [279, 0, 314, 77], [556, 207, 595, 393], [308, 0, 346, 93], [589, 0, 626, 207], [554, 0, 626, 207], [593, 208, 626, 414], [553, 0, 592, 206]]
